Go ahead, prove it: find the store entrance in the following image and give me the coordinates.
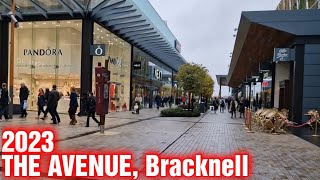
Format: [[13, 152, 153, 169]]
[[279, 80, 290, 110], [12, 20, 82, 114]]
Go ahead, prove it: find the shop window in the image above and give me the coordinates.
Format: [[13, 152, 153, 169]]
[[11, 20, 82, 113], [92, 23, 131, 112]]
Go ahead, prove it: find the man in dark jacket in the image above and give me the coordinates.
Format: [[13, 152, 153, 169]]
[[47, 85, 61, 124], [155, 93, 161, 109], [19, 83, 29, 118], [86, 92, 100, 127], [0, 83, 10, 121]]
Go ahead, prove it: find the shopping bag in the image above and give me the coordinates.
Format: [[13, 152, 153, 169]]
[[23, 100, 28, 110]]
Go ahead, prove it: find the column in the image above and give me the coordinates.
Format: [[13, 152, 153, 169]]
[[0, 21, 9, 84], [80, 18, 93, 96]]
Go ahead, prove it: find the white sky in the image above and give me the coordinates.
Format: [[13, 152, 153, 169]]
[[149, 0, 280, 96]]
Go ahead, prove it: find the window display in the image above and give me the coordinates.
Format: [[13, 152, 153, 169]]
[[92, 23, 131, 112], [11, 20, 82, 113]]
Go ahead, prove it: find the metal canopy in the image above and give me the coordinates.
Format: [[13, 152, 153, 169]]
[[227, 10, 320, 87], [0, 0, 186, 71]]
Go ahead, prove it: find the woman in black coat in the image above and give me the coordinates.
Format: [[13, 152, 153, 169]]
[[36, 88, 46, 119], [239, 99, 245, 118], [0, 83, 10, 121], [69, 87, 79, 125]]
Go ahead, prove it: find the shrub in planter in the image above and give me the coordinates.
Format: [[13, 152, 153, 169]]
[[160, 108, 201, 117]]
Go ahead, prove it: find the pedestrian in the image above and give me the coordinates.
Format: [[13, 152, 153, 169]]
[[133, 94, 142, 114], [36, 88, 46, 119], [19, 83, 29, 118], [230, 98, 237, 118], [220, 98, 225, 113], [40, 88, 50, 120], [78, 92, 89, 117], [68, 87, 78, 125], [155, 93, 161, 109], [213, 97, 219, 114], [0, 83, 10, 121], [86, 92, 100, 127], [239, 98, 245, 118], [47, 85, 61, 124], [258, 98, 262, 109]]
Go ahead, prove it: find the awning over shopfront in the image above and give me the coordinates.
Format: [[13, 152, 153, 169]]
[[0, 0, 186, 71], [228, 10, 320, 88]]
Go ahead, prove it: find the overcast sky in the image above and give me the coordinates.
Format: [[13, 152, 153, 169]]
[[149, 0, 280, 97]]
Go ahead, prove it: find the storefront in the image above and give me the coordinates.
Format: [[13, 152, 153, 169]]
[[0, 0, 186, 114], [131, 47, 174, 109], [228, 10, 320, 123]]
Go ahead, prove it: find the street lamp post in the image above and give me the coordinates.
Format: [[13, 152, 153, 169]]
[[9, 0, 16, 119]]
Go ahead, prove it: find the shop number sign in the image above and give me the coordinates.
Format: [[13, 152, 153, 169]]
[[90, 44, 106, 56]]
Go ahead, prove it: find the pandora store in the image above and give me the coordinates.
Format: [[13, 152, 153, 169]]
[[0, 19, 132, 113]]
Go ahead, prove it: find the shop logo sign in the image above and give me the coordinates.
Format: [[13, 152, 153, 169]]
[[154, 68, 162, 80], [23, 49, 63, 56], [133, 62, 141, 69], [90, 44, 106, 56], [273, 48, 295, 62], [107, 56, 122, 67]]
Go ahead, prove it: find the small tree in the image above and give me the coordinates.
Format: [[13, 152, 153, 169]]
[[176, 63, 213, 110]]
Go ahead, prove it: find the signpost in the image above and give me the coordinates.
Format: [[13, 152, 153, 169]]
[[95, 63, 110, 134]]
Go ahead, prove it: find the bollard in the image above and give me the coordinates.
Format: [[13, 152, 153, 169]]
[[312, 111, 319, 137], [244, 108, 249, 130], [247, 109, 254, 133]]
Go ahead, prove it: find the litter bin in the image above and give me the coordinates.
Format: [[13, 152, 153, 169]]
[[200, 102, 205, 113]]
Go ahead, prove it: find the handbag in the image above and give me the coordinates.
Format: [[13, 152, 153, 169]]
[[23, 100, 28, 110]]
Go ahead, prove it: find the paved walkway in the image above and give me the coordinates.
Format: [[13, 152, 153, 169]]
[[1, 110, 320, 179]]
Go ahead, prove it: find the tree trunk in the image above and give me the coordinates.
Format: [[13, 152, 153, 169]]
[[188, 92, 191, 111]]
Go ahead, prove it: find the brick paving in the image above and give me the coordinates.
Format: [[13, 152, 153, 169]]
[[1, 110, 320, 179]]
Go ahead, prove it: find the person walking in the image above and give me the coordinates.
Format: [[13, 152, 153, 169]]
[[0, 83, 10, 121], [213, 97, 219, 114], [220, 98, 225, 113], [19, 83, 29, 118], [155, 93, 161, 110], [134, 94, 142, 114], [86, 92, 100, 127], [40, 88, 50, 120], [68, 87, 78, 125], [230, 98, 237, 118], [239, 98, 245, 118], [36, 88, 46, 119], [47, 85, 61, 124]]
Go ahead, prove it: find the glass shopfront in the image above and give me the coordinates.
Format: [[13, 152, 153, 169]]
[[92, 23, 131, 112], [11, 20, 82, 113], [132, 47, 173, 109]]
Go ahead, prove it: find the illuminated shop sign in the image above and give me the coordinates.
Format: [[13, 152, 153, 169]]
[[133, 62, 142, 69], [154, 67, 163, 80], [90, 44, 106, 56], [23, 49, 63, 56]]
